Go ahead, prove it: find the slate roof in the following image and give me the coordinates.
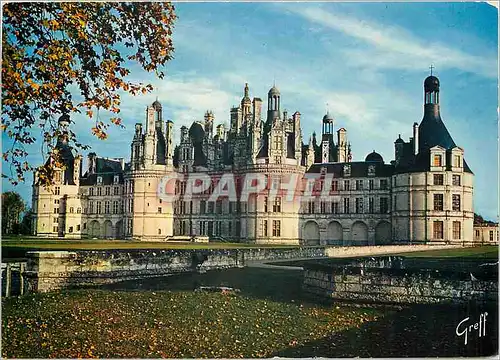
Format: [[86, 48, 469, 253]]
[[307, 161, 394, 178], [80, 157, 124, 185], [394, 103, 473, 174]]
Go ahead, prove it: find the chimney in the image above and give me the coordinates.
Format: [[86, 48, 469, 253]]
[[413, 122, 419, 155]]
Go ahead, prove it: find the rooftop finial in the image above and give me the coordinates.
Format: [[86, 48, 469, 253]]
[[429, 64, 434, 76]]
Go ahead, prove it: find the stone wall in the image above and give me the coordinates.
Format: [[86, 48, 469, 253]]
[[324, 244, 462, 258], [303, 256, 498, 305], [23, 247, 328, 293]]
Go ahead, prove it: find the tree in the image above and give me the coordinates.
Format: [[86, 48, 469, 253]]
[[1, 191, 25, 235], [19, 208, 33, 235], [2, 2, 177, 186]]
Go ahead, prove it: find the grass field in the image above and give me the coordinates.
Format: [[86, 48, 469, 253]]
[[1, 239, 300, 260], [396, 245, 498, 259], [2, 267, 498, 358]]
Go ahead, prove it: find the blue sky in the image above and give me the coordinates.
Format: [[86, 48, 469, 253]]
[[2, 2, 498, 220]]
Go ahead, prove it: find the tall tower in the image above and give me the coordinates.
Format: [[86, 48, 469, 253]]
[[267, 85, 280, 123], [241, 83, 252, 119], [144, 104, 157, 166], [293, 111, 302, 161], [204, 110, 214, 140], [165, 120, 174, 166], [337, 128, 348, 163], [321, 112, 334, 163]]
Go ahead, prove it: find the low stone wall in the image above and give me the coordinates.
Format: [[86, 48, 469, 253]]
[[303, 256, 498, 305], [325, 244, 463, 258], [23, 247, 328, 293]]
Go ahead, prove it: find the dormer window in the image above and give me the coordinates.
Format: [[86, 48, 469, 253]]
[[433, 154, 442, 167], [344, 164, 351, 177], [367, 165, 375, 176], [97, 176, 103, 184], [453, 155, 461, 168], [114, 175, 120, 184]]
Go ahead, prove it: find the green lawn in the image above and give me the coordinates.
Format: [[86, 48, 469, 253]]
[[396, 245, 498, 259], [2, 266, 497, 358], [2, 282, 379, 358], [1, 239, 302, 260]]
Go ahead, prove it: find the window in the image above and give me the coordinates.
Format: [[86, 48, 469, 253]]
[[104, 201, 110, 214], [216, 200, 222, 214], [475, 230, 480, 238], [454, 155, 461, 168], [89, 202, 94, 213], [70, 207, 74, 213], [433, 174, 444, 185], [272, 220, 281, 237], [369, 198, 374, 213], [114, 175, 120, 184], [97, 176, 103, 184], [97, 187, 102, 196], [262, 220, 268, 237], [343, 164, 351, 177], [158, 229, 162, 235], [264, 197, 268, 212], [308, 200, 315, 214], [54, 199, 60, 205], [433, 221, 444, 239], [490, 231, 494, 241], [452, 175, 461, 186], [53, 208, 59, 214], [89, 188, 94, 196], [158, 207, 162, 214], [83, 223, 87, 230], [97, 201, 102, 214], [355, 198, 363, 214], [53, 226, 58, 233], [200, 200, 206, 214], [54, 217, 58, 223], [69, 226, 73, 233], [331, 202, 339, 214], [380, 179, 388, 190], [55, 187, 60, 195], [207, 202, 214, 213], [113, 187, 119, 195], [343, 198, 350, 214], [273, 197, 281, 213], [355, 180, 363, 190], [433, 154, 442, 167], [369, 180, 374, 190], [452, 221, 461, 239], [331, 180, 338, 192], [228, 201, 233, 214], [112, 201, 119, 214], [394, 195, 397, 211], [344, 180, 350, 191], [271, 177, 280, 190], [452, 194, 461, 211], [105, 187, 110, 196], [77, 207, 81, 214], [380, 198, 389, 213], [77, 224, 81, 231], [433, 194, 444, 211]]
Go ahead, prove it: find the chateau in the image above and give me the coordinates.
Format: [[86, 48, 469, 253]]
[[32, 75, 476, 245]]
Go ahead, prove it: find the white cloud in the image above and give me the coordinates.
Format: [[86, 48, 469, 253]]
[[285, 6, 497, 79]]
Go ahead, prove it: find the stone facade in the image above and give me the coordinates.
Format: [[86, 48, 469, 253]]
[[473, 223, 499, 244], [32, 75, 474, 244]]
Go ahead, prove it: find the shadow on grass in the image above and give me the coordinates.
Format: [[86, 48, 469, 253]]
[[272, 302, 498, 358], [96, 267, 310, 304]]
